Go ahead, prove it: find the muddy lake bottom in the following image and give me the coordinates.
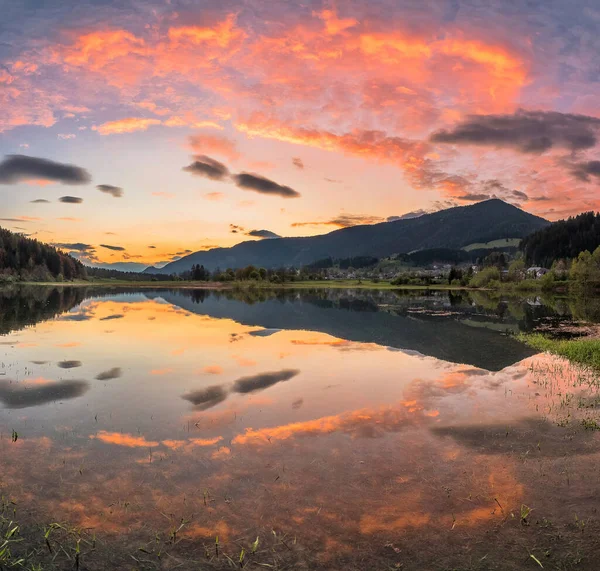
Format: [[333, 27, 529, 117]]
[[2, 286, 600, 570]]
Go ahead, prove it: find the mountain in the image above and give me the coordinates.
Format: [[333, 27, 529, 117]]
[[147, 199, 549, 274]]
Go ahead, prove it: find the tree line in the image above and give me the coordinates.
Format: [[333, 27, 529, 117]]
[[180, 264, 305, 283], [521, 212, 600, 268], [0, 227, 88, 282]]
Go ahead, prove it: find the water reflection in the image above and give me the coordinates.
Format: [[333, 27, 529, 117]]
[[0, 378, 89, 408], [1, 287, 600, 569], [95, 367, 122, 380]]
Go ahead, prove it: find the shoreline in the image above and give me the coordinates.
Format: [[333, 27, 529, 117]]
[[9, 279, 479, 291]]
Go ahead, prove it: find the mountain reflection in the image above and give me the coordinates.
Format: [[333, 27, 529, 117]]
[[144, 288, 539, 370], [0, 286, 583, 372], [1, 288, 598, 570]]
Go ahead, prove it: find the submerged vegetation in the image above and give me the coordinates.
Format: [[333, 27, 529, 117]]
[[518, 332, 600, 371]]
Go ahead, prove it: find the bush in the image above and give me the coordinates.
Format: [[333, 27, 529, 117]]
[[469, 267, 500, 288]]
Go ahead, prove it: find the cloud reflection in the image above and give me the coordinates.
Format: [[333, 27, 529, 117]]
[[232, 369, 300, 394], [182, 385, 228, 411], [0, 379, 89, 408], [95, 367, 122, 381]]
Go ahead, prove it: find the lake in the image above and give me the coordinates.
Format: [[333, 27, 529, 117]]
[[2, 286, 600, 570]]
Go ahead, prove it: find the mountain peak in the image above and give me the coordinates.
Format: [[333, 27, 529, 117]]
[[146, 200, 549, 274]]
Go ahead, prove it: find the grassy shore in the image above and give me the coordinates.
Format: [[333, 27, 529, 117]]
[[14, 278, 477, 290], [517, 332, 600, 371]]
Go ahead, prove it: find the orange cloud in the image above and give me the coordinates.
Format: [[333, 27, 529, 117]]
[[291, 338, 382, 351], [188, 133, 240, 161], [161, 436, 223, 449], [94, 117, 161, 135], [236, 114, 438, 188], [202, 365, 224, 375], [24, 377, 53, 386], [232, 400, 430, 446], [150, 367, 173, 375], [18, 11, 528, 140], [167, 15, 247, 49], [4, 9, 548, 208], [232, 355, 257, 367], [211, 446, 231, 459], [91, 431, 159, 448], [190, 436, 223, 447]]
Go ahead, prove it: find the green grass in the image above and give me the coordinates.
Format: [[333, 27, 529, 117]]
[[462, 238, 521, 251], [517, 332, 600, 371]]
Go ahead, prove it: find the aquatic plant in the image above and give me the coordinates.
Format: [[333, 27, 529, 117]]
[[518, 332, 600, 371]]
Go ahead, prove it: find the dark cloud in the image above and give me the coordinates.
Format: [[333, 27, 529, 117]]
[[59, 196, 83, 204], [387, 210, 428, 222], [453, 179, 529, 204], [233, 172, 300, 198], [459, 193, 493, 202], [249, 328, 281, 337], [230, 224, 245, 234], [182, 385, 228, 410], [0, 379, 89, 409], [53, 242, 94, 252], [30, 199, 50, 203], [431, 110, 600, 153], [182, 155, 229, 181], [95, 367, 122, 380], [232, 369, 300, 394], [99, 314, 124, 321], [148, 245, 156, 249], [572, 160, 600, 182], [247, 229, 281, 239], [0, 155, 91, 185], [292, 157, 304, 169], [57, 360, 82, 369], [58, 306, 95, 321], [97, 184, 124, 198], [100, 244, 125, 251]]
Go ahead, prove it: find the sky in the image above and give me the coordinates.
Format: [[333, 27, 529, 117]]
[[1, 0, 600, 268]]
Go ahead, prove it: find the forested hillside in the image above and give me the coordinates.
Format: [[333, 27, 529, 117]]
[[521, 212, 600, 267], [0, 227, 88, 281], [149, 199, 549, 274]]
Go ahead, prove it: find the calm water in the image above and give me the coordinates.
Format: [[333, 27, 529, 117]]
[[2, 286, 600, 570]]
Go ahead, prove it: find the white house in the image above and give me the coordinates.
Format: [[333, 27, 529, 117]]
[[526, 266, 549, 279]]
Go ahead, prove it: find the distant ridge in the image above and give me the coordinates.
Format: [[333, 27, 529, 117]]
[[146, 199, 550, 274]]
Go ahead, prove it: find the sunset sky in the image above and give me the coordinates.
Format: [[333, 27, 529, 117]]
[[1, 0, 600, 268]]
